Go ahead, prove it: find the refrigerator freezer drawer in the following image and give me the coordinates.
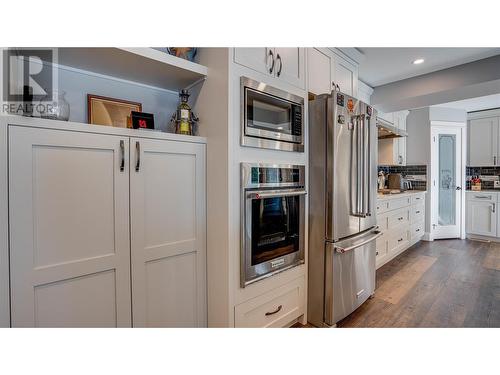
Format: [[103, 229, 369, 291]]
[[324, 231, 377, 326]]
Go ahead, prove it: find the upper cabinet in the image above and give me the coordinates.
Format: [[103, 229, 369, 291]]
[[307, 48, 359, 98], [468, 116, 499, 166], [234, 48, 306, 89], [378, 111, 409, 166]]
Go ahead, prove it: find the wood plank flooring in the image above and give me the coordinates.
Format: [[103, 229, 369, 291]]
[[297, 239, 500, 328]]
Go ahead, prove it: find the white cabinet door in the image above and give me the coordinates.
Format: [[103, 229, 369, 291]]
[[9, 126, 131, 327], [130, 138, 206, 327], [234, 48, 274, 76], [396, 112, 408, 166], [307, 48, 333, 95], [468, 117, 498, 166], [274, 47, 305, 89], [466, 200, 496, 236], [332, 52, 358, 97]]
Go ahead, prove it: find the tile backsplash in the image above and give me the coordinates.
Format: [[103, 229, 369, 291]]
[[377, 165, 427, 190], [466, 166, 500, 190]]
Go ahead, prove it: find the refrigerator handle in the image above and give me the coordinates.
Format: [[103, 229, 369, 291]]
[[363, 114, 371, 216], [357, 115, 363, 216]]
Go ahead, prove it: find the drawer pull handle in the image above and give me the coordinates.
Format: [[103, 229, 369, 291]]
[[398, 217, 403, 220], [416, 229, 420, 232], [474, 195, 490, 199], [265, 305, 283, 316], [376, 251, 379, 256], [416, 210, 421, 214], [398, 238, 403, 242]]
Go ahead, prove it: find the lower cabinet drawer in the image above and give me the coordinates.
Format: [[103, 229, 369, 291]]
[[387, 207, 410, 229], [411, 220, 424, 239], [387, 227, 409, 254], [410, 203, 425, 223], [234, 276, 305, 328]]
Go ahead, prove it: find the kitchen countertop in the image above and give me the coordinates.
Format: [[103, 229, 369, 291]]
[[376, 190, 427, 201], [466, 189, 500, 193]]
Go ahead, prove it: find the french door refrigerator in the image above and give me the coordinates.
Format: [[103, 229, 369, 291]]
[[308, 92, 381, 327]]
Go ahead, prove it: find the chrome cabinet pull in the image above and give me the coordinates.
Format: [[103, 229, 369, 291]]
[[265, 305, 282, 316], [276, 53, 282, 77], [135, 141, 140, 172], [268, 49, 275, 74], [492, 203, 496, 213], [119, 140, 125, 172]]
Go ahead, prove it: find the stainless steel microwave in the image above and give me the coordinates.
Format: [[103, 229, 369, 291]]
[[241, 77, 304, 152]]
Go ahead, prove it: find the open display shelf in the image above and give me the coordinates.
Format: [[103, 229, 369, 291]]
[[57, 47, 208, 91]]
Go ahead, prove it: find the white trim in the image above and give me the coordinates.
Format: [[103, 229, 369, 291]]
[[422, 232, 434, 241], [0, 116, 10, 327], [430, 120, 467, 128], [331, 48, 365, 64], [430, 124, 466, 239], [0, 115, 207, 144]]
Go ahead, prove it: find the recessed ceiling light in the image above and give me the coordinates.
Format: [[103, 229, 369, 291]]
[[412, 58, 425, 65]]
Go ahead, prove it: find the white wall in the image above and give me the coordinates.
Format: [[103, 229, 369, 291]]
[[371, 55, 500, 112]]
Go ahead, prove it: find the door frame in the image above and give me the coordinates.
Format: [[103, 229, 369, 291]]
[[430, 121, 467, 240]]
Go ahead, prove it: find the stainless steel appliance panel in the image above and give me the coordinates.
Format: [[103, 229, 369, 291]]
[[241, 163, 306, 287], [324, 229, 380, 326], [327, 94, 361, 241], [359, 101, 378, 232]]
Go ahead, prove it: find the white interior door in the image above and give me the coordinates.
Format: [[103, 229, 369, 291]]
[[9, 126, 131, 327], [431, 125, 465, 239], [130, 138, 206, 327]]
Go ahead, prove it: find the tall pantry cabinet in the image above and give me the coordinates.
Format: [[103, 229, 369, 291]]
[[4, 117, 207, 327]]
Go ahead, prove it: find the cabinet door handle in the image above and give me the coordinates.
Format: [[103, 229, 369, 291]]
[[416, 210, 421, 214], [119, 140, 125, 172], [276, 53, 282, 77], [494, 156, 497, 165], [398, 238, 404, 242], [268, 49, 275, 74], [336, 84, 340, 92], [135, 141, 141, 172], [492, 203, 496, 213], [265, 305, 283, 316]]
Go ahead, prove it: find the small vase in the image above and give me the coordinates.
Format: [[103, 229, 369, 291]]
[[40, 90, 70, 121]]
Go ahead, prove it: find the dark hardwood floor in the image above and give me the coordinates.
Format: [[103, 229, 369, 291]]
[[298, 239, 500, 328]]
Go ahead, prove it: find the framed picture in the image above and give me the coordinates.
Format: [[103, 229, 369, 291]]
[[131, 111, 155, 130], [87, 94, 142, 128]]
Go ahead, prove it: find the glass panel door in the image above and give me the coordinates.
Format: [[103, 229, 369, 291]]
[[438, 134, 456, 226]]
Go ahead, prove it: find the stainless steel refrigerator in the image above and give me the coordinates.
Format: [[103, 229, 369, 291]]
[[308, 91, 381, 327]]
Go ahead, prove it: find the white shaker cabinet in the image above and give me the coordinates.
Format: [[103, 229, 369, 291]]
[[307, 48, 359, 97], [468, 116, 499, 166], [307, 48, 334, 95], [466, 193, 497, 237], [6, 119, 207, 327], [234, 47, 305, 89], [9, 126, 132, 327], [130, 138, 206, 327]]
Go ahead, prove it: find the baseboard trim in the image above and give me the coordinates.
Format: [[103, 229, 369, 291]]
[[422, 232, 433, 241]]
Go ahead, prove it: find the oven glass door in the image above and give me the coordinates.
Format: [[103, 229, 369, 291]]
[[245, 88, 302, 143], [250, 194, 300, 265]]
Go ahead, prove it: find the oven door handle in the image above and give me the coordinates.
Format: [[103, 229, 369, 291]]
[[247, 190, 307, 199], [334, 230, 382, 254]]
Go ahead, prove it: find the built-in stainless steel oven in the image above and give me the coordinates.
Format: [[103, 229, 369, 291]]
[[241, 77, 304, 152], [241, 163, 306, 287]]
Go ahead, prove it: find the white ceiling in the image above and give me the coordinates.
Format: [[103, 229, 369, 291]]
[[434, 93, 500, 112], [358, 48, 500, 87]]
